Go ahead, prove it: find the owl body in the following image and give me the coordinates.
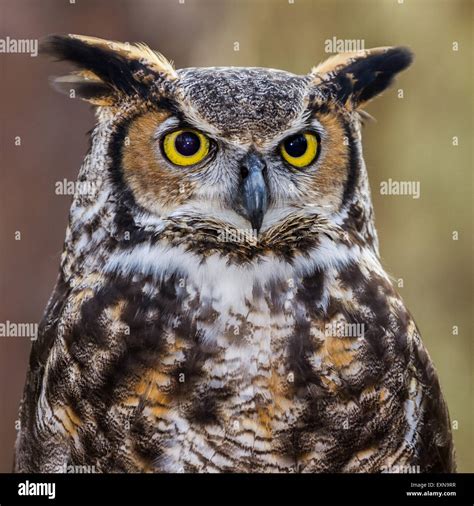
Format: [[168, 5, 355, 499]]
[[15, 36, 454, 473]]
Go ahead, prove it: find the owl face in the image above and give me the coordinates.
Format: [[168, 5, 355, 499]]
[[44, 35, 412, 256], [121, 67, 351, 233]]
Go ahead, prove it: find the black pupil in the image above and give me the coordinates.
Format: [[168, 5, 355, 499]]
[[175, 131, 200, 156], [284, 134, 307, 158]]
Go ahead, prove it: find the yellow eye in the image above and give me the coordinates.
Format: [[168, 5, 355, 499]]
[[280, 132, 319, 168], [162, 129, 210, 166]]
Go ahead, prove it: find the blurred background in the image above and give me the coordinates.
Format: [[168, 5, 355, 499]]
[[0, 0, 472, 472]]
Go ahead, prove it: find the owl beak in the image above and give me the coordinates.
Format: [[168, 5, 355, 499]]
[[239, 153, 268, 233]]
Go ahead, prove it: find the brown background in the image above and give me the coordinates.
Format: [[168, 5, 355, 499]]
[[0, 0, 472, 472]]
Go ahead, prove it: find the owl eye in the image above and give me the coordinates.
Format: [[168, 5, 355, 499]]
[[162, 129, 210, 166], [280, 132, 320, 168]]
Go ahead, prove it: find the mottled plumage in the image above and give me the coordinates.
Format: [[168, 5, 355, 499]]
[[15, 35, 454, 473]]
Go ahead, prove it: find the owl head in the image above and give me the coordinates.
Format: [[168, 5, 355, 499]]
[[43, 35, 412, 264]]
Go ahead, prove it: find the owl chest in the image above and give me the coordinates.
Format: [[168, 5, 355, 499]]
[[147, 272, 308, 472], [94, 250, 325, 470]]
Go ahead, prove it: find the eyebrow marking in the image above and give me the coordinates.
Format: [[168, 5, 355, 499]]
[[257, 116, 325, 153], [153, 116, 181, 139]]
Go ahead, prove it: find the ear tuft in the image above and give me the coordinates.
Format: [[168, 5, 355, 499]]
[[311, 47, 413, 109], [40, 34, 177, 104], [67, 35, 178, 80]]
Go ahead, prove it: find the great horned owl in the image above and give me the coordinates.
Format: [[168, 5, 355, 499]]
[[15, 35, 454, 473]]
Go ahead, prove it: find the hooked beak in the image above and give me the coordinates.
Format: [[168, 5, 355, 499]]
[[238, 152, 268, 233]]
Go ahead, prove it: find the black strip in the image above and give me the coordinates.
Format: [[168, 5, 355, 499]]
[[341, 122, 360, 207], [1, 473, 470, 506], [106, 97, 180, 245]]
